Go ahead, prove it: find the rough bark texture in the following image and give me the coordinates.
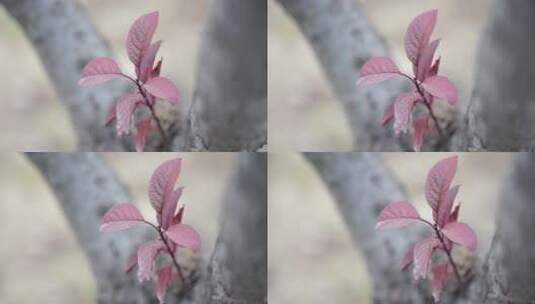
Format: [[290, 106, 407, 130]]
[[278, 0, 412, 151], [183, 0, 267, 151], [197, 153, 267, 303], [2, 0, 131, 151], [471, 153, 535, 303], [26, 153, 157, 303], [2, 0, 267, 152], [304, 153, 431, 303], [462, 0, 535, 151], [26, 153, 267, 304]]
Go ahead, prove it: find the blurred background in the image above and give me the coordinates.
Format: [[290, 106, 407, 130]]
[[0, 1, 206, 150], [0, 153, 232, 303], [269, 0, 491, 151], [268, 153, 511, 303]]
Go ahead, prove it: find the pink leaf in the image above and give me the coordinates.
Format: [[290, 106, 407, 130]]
[[416, 39, 440, 81], [437, 185, 460, 227], [393, 93, 418, 136], [376, 201, 422, 230], [424, 156, 458, 217], [161, 187, 183, 230], [422, 76, 458, 105], [152, 59, 163, 78], [137, 239, 166, 282], [156, 265, 173, 304], [125, 251, 138, 273], [404, 10, 438, 65], [441, 222, 478, 251], [448, 204, 461, 224], [79, 57, 122, 87], [135, 118, 154, 152], [116, 93, 143, 136], [126, 12, 159, 67], [166, 224, 201, 252], [432, 263, 449, 302], [143, 77, 179, 104], [401, 244, 415, 271], [356, 57, 400, 87], [172, 205, 185, 226], [381, 102, 395, 126], [139, 40, 162, 83], [149, 158, 182, 214], [413, 237, 440, 281], [429, 58, 441, 78], [100, 203, 145, 232], [412, 116, 430, 152]]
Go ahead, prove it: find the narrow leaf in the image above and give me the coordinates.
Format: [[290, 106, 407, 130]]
[[79, 57, 122, 87], [143, 77, 179, 104], [432, 263, 449, 302], [416, 39, 440, 81], [156, 265, 173, 304], [404, 10, 438, 65], [422, 76, 458, 105], [126, 12, 159, 67], [105, 105, 117, 126], [393, 93, 418, 136], [172, 205, 185, 226], [441, 222, 478, 251], [381, 102, 395, 126], [100, 203, 145, 232], [376, 201, 422, 230], [424, 156, 458, 216], [448, 204, 461, 224], [437, 185, 460, 227], [135, 118, 154, 152], [152, 59, 163, 78], [166, 224, 201, 252], [161, 187, 183, 230], [413, 237, 439, 281], [116, 93, 143, 136], [149, 158, 182, 214], [356, 57, 400, 87], [137, 240, 166, 282], [412, 116, 430, 152], [125, 251, 138, 273], [401, 244, 415, 271], [139, 40, 162, 83]]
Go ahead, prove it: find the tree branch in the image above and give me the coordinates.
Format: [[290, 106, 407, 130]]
[[195, 153, 267, 303], [304, 153, 432, 303], [179, 0, 267, 151], [460, 0, 535, 151], [277, 0, 417, 151], [26, 153, 157, 303]]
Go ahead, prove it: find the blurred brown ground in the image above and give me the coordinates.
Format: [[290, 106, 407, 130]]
[[0, 153, 232, 303], [0, 0, 206, 150], [269, 153, 511, 303], [269, 0, 491, 151]]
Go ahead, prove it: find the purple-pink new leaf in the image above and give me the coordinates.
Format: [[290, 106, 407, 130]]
[[412, 117, 430, 152], [166, 224, 201, 253], [441, 222, 478, 251], [413, 237, 440, 281], [100, 203, 145, 232], [437, 185, 460, 227], [432, 263, 449, 302], [152, 59, 163, 78], [156, 265, 173, 304], [449, 204, 461, 224], [404, 10, 438, 66], [144, 77, 179, 104], [105, 105, 117, 126], [381, 102, 395, 126], [376, 201, 422, 230], [79, 57, 122, 87], [139, 40, 162, 83], [356, 57, 400, 87], [416, 39, 440, 81], [422, 76, 458, 105], [424, 156, 458, 219], [393, 93, 418, 136], [125, 251, 138, 274], [135, 118, 154, 152], [161, 187, 183, 230], [116, 93, 143, 136], [137, 240, 166, 282], [126, 12, 159, 67], [149, 158, 182, 215], [172, 206, 185, 226], [401, 244, 415, 271]]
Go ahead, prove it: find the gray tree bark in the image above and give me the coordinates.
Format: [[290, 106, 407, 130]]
[[26, 153, 267, 304], [182, 0, 267, 151], [1, 0, 266, 152], [305, 153, 431, 303], [277, 0, 411, 151], [460, 0, 535, 151]]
